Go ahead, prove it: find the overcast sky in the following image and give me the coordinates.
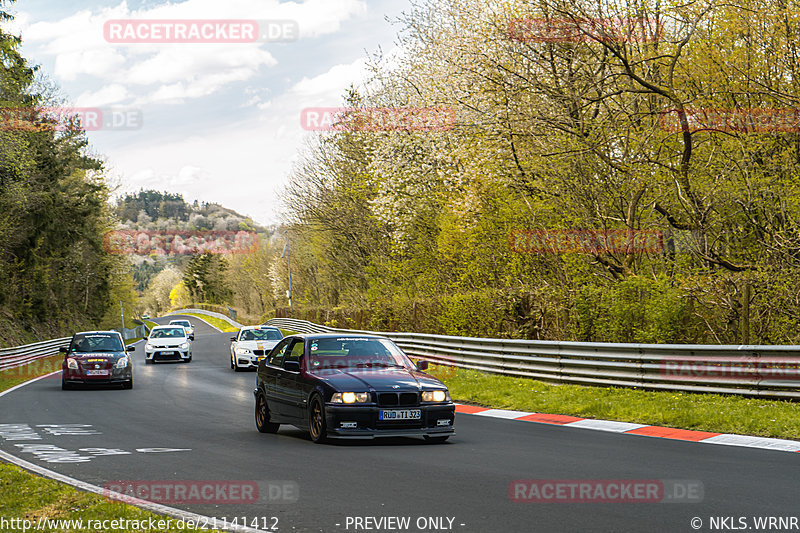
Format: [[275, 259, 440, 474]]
[[8, 0, 411, 225]]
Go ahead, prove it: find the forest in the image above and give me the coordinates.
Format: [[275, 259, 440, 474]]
[[274, 0, 800, 344]]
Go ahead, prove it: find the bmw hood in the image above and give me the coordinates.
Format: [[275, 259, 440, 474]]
[[311, 367, 446, 392]]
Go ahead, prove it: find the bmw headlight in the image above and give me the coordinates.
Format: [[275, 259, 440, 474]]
[[67, 358, 78, 370], [145, 343, 153, 351], [115, 357, 129, 369], [331, 392, 370, 404], [235, 347, 252, 355], [179, 342, 189, 350], [422, 390, 450, 402]]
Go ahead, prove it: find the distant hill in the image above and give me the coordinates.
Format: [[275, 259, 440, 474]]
[[114, 189, 267, 233], [113, 190, 273, 291]]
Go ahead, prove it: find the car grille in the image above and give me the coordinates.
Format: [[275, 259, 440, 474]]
[[377, 392, 419, 407], [253, 350, 264, 356]]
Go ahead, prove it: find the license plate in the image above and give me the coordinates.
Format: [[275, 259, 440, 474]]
[[85, 369, 109, 376], [379, 409, 421, 421]]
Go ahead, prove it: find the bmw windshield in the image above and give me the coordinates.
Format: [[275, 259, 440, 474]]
[[241, 329, 282, 341], [307, 338, 416, 371]]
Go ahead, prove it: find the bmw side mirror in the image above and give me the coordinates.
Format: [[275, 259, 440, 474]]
[[283, 361, 300, 373], [58, 346, 68, 354], [230, 336, 237, 341], [126, 345, 136, 352], [416, 360, 429, 371]]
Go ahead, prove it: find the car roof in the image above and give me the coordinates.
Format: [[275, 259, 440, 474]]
[[288, 333, 387, 341], [151, 324, 184, 329], [169, 319, 190, 323], [243, 325, 280, 330], [73, 330, 122, 336]]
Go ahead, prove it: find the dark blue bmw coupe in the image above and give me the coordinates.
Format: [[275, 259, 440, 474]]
[[253, 334, 455, 443]]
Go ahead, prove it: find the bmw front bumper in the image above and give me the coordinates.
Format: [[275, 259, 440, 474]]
[[324, 403, 455, 439]]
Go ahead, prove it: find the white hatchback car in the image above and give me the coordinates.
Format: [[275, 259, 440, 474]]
[[145, 325, 192, 364], [230, 326, 283, 371]]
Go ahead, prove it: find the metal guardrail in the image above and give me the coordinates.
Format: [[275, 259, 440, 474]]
[[0, 337, 71, 373], [265, 318, 800, 400]]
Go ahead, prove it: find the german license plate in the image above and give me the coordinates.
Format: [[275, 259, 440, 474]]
[[86, 369, 109, 376], [379, 409, 421, 421]]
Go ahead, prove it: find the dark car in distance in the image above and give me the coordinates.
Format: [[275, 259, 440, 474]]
[[60, 331, 134, 390], [253, 334, 455, 443]]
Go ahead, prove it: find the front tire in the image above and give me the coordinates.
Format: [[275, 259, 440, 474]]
[[61, 380, 71, 390], [308, 394, 327, 444], [145, 358, 153, 365], [255, 393, 280, 433], [122, 379, 133, 390]]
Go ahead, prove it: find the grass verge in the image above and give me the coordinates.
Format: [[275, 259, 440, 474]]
[[0, 354, 62, 395], [426, 366, 800, 440], [0, 463, 224, 532], [177, 313, 238, 333]]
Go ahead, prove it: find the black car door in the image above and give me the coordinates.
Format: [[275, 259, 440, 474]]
[[276, 340, 306, 421], [263, 338, 292, 416]]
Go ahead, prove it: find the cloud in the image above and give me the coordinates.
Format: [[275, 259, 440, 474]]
[[75, 83, 129, 107], [15, 0, 368, 105]]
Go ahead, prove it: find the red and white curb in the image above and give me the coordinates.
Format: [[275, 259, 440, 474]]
[[455, 404, 800, 454]]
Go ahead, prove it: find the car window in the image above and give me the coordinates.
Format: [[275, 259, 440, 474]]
[[268, 338, 292, 367], [150, 327, 185, 338], [307, 337, 414, 371], [170, 320, 191, 327], [261, 329, 283, 340], [244, 328, 283, 341], [70, 333, 124, 353], [285, 340, 304, 368]]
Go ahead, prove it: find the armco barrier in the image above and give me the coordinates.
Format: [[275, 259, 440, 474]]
[[0, 337, 71, 373], [263, 318, 800, 400]]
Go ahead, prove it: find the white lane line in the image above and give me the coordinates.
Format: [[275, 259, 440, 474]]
[[562, 419, 648, 433], [700, 434, 800, 452], [0, 449, 261, 533], [0, 356, 260, 533], [473, 408, 534, 419]]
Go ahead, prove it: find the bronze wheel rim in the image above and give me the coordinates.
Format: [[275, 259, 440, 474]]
[[310, 400, 323, 438], [256, 396, 266, 426]]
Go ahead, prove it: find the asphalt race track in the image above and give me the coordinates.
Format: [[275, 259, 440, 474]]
[[1, 315, 798, 533]]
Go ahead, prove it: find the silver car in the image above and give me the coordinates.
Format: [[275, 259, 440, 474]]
[[169, 319, 195, 340]]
